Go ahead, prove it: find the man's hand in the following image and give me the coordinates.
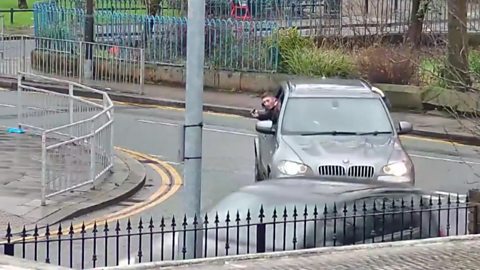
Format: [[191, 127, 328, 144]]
[[250, 109, 259, 118]]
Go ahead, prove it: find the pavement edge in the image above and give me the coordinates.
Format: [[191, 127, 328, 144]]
[[1, 77, 479, 146]]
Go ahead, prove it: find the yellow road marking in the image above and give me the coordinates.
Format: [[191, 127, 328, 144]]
[[401, 135, 468, 146], [5, 147, 183, 244], [83, 94, 242, 118], [115, 101, 242, 118]]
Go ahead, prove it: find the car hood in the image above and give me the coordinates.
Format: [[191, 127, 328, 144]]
[[281, 134, 395, 165]]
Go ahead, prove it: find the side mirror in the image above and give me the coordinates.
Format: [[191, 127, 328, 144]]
[[398, 121, 413, 134], [255, 120, 275, 135]]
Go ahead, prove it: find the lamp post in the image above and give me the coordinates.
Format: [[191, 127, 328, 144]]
[[182, 0, 205, 259], [84, 0, 94, 80]]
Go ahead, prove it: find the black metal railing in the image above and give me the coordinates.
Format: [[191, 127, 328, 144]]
[[1, 195, 477, 269]]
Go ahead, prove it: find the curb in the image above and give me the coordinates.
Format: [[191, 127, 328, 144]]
[[51, 149, 147, 224], [0, 254, 71, 270], [2, 77, 479, 146], [15, 149, 146, 234], [410, 129, 480, 147]]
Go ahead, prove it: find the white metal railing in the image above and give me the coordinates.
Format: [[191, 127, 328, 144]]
[[17, 72, 114, 205], [0, 15, 4, 59], [0, 34, 144, 95]]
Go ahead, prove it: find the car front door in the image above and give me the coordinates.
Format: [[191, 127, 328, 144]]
[[259, 86, 285, 178], [263, 123, 278, 177]]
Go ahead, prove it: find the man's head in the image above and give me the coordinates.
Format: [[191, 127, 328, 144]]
[[261, 93, 278, 110]]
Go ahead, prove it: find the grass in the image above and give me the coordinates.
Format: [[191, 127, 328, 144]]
[[0, 0, 153, 31], [0, 0, 37, 29]]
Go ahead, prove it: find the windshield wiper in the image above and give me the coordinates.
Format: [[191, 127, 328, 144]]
[[357, 131, 393, 136], [300, 131, 359, 136]]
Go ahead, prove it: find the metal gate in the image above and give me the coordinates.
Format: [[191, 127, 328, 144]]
[[0, 34, 145, 95], [0, 34, 32, 77]]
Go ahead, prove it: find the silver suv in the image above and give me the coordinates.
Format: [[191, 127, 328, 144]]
[[253, 78, 415, 185]]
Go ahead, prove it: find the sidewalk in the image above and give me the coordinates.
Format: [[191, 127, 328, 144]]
[[0, 129, 146, 233], [114, 235, 480, 270]]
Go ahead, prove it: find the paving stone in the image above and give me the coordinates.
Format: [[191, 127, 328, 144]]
[[158, 238, 480, 270]]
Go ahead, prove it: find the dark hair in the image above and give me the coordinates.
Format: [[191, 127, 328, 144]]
[[261, 92, 274, 99]]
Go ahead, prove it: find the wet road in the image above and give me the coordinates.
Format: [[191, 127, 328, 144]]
[[2, 90, 480, 213], [110, 103, 480, 209], [1, 90, 479, 268]]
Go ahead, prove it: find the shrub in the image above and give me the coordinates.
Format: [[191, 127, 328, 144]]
[[418, 57, 447, 87], [419, 49, 480, 89], [469, 50, 480, 81], [273, 28, 315, 72], [283, 47, 357, 77], [356, 46, 417, 85]]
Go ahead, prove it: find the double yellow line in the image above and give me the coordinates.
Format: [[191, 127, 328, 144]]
[[6, 147, 183, 244]]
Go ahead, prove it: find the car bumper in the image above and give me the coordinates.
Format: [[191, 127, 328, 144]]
[[271, 171, 415, 185], [377, 175, 415, 185]]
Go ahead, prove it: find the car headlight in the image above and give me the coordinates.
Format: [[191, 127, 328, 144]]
[[382, 162, 408, 177], [278, 161, 309, 176]]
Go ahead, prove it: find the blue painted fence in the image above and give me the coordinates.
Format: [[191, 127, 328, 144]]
[[33, 1, 279, 72]]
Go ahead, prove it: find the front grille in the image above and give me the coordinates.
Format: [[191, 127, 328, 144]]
[[347, 166, 375, 178], [318, 165, 375, 179], [319, 165, 346, 176]]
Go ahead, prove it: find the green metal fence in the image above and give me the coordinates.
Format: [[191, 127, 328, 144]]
[[33, 2, 279, 72]]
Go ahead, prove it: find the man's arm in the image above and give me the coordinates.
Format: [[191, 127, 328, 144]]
[[255, 109, 272, 121]]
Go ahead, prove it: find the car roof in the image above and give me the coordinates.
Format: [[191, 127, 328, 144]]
[[286, 78, 379, 99]]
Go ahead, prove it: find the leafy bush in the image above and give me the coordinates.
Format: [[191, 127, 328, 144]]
[[273, 28, 315, 72], [418, 57, 447, 87], [419, 50, 480, 89], [283, 47, 357, 77], [469, 50, 480, 81], [270, 28, 355, 76], [356, 46, 417, 85]]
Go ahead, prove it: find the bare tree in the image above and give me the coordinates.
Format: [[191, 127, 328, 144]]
[[406, 0, 432, 47], [145, 0, 160, 16], [445, 0, 471, 90]]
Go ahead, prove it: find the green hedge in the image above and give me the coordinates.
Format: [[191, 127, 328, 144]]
[[277, 28, 480, 89]]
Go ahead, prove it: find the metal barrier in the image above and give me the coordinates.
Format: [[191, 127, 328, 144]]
[[32, 37, 145, 93], [17, 72, 114, 205], [0, 34, 145, 95], [149, 0, 480, 35], [0, 194, 474, 268], [0, 35, 32, 76], [33, 3, 279, 72], [0, 15, 4, 59]]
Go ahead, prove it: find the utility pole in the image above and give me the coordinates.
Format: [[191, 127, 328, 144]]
[[181, 0, 205, 259], [84, 0, 94, 80]]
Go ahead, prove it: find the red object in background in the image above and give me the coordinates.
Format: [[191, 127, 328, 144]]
[[230, 0, 251, 20], [109, 46, 120, 55]]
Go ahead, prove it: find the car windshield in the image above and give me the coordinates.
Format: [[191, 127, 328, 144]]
[[281, 97, 393, 135]]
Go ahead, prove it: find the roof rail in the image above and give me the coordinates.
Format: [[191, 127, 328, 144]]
[[358, 78, 373, 89], [286, 80, 294, 92], [357, 78, 386, 97]]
